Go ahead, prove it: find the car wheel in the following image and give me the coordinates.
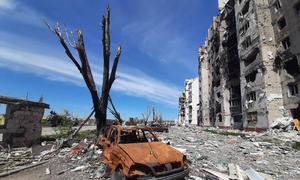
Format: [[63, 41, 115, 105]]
[[111, 168, 126, 180]]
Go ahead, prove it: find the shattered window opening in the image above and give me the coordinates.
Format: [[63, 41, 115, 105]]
[[284, 57, 299, 76], [277, 16, 287, 30], [247, 91, 256, 101], [246, 70, 257, 83], [288, 83, 299, 96], [282, 37, 291, 50], [242, 36, 252, 50]]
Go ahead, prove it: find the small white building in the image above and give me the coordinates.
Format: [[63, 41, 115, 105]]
[[177, 77, 200, 126]]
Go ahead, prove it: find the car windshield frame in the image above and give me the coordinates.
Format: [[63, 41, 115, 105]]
[[118, 128, 159, 144]]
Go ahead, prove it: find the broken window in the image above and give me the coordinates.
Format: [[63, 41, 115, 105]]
[[241, 1, 250, 16], [277, 16, 287, 30], [282, 37, 291, 50], [239, 21, 250, 36], [242, 36, 252, 49], [247, 91, 256, 101], [0, 104, 6, 127], [244, 48, 259, 66], [274, 0, 281, 12], [246, 70, 257, 83], [295, 2, 300, 16], [284, 57, 299, 76], [288, 83, 299, 96], [247, 112, 257, 127]]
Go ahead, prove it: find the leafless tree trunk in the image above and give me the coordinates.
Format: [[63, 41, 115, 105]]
[[46, 5, 121, 134], [142, 106, 151, 126]]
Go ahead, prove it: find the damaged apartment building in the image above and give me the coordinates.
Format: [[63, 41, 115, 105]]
[[196, 0, 300, 131], [198, 0, 242, 129], [177, 78, 200, 126]]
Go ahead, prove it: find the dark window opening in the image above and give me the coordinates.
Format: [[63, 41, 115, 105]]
[[241, 1, 250, 16], [247, 112, 257, 127], [274, 0, 281, 12], [282, 37, 291, 50], [242, 36, 252, 49], [291, 104, 300, 119], [277, 16, 287, 30], [239, 0, 243, 4], [246, 70, 257, 83], [247, 91, 256, 101], [244, 49, 259, 66], [288, 83, 299, 96], [239, 21, 250, 36], [231, 86, 241, 98], [284, 57, 299, 76], [295, 2, 300, 16]]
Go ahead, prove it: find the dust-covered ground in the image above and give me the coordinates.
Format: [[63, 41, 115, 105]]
[[1, 126, 300, 180]]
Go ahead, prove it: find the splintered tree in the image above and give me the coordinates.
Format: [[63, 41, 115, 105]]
[[46, 5, 121, 134]]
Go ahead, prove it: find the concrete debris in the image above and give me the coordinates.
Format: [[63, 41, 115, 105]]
[[45, 167, 51, 175], [159, 126, 300, 180]]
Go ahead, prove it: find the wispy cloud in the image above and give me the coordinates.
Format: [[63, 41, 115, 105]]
[[0, 0, 50, 27], [120, 1, 198, 72], [0, 0, 16, 9], [0, 31, 180, 106]]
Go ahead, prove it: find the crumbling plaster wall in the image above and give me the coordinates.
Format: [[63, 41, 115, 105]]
[[3, 104, 44, 146], [269, 0, 300, 115]]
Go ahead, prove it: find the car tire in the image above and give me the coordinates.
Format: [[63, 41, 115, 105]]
[[111, 168, 126, 180]]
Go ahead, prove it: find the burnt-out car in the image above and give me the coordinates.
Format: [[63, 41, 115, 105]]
[[149, 124, 169, 133], [98, 125, 189, 179]]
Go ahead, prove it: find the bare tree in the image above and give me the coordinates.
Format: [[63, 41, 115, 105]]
[[46, 5, 121, 134], [142, 106, 151, 126]]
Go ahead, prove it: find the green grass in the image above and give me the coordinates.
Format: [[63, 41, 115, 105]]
[[204, 129, 244, 137], [291, 142, 300, 151], [41, 129, 98, 142]]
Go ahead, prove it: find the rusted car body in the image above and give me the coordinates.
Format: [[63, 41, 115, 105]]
[[149, 124, 169, 133], [98, 125, 189, 179]]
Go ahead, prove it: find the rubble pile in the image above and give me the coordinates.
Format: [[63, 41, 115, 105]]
[[0, 147, 34, 173], [159, 126, 300, 180], [41, 138, 108, 179]]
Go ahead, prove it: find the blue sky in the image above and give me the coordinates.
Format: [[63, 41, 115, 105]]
[[0, 0, 217, 120]]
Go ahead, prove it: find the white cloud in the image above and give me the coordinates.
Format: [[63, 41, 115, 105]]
[[0, 31, 180, 106], [0, 0, 16, 10], [0, 0, 50, 27]]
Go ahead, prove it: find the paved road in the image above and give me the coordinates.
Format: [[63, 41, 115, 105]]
[[42, 126, 96, 136]]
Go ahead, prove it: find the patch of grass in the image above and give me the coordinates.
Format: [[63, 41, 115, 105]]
[[204, 129, 244, 137], [75, 130, 97, 139], [291, 142, 300, 151], [41, 129, 98, 142]]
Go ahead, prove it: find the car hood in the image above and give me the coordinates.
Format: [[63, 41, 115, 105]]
[[118, 142, 183, 165]]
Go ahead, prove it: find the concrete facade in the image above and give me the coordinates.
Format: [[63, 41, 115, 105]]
[[269, 0, 300, 120], [196, 0, 299, 131]]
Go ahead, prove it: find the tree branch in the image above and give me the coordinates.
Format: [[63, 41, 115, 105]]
[[45, 21, 82, 73], [109, 46, 122, 90]]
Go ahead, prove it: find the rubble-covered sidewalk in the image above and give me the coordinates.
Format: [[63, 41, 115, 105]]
[[160, 126, 300, 180]]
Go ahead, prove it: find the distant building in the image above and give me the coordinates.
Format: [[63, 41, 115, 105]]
[[177, 78, 200, 125]]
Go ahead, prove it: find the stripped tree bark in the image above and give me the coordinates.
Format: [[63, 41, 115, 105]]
[[46, 5, 121, 134]]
